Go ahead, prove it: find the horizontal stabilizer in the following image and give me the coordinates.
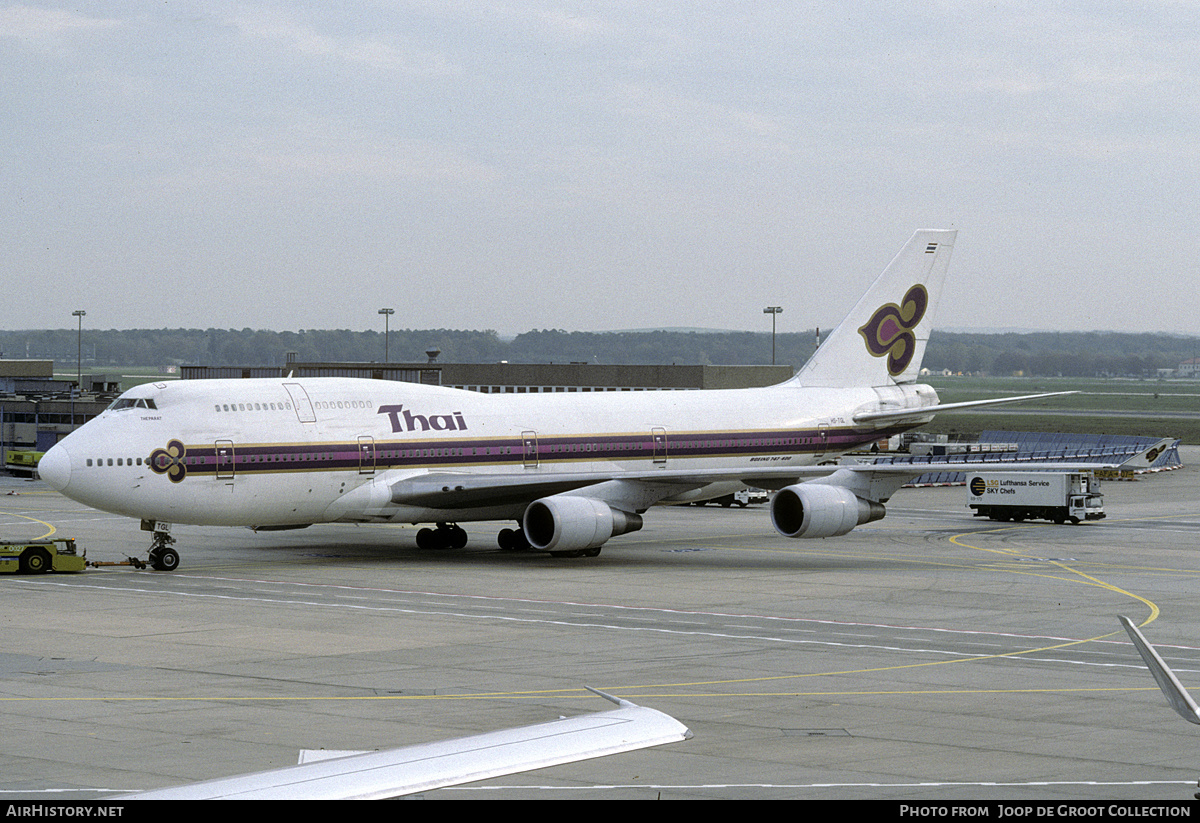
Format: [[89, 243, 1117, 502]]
[[852, 391, 1077, 424]]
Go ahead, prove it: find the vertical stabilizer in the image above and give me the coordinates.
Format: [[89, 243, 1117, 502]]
[[791, 229, 956, 388]]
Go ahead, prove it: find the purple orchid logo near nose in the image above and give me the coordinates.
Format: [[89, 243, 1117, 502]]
[[149, 440, 188, 483], [857, 284, 928, 376]]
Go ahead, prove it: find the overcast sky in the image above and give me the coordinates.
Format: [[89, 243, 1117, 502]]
[[3, 2, 1198, 337]]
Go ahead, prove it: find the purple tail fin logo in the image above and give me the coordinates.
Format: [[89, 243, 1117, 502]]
[[857, 284, 929, 376]]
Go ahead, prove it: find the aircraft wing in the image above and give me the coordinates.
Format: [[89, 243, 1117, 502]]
[[389, 471, 617, 509], [388, 455, 1142, 511], [120, 690, 691, 800], [1119, 616, 1200, 725]]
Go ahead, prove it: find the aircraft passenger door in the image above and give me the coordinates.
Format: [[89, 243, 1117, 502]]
[[522, 431, 539, 469], [358, 436, 376, 475], [283, 383, 317, 424], [652, 427, 668, 465], [215, 440, 235, 479], [816, 423, 830, 458]]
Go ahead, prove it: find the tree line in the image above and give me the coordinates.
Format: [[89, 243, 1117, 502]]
[[1, 327, 1196, 378]]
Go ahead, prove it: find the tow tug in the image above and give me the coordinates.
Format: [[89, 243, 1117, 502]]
[[0, 538, 86, 573], [0, 536, 172, 573]]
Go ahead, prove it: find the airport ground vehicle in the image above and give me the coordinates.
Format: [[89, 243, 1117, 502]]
[[5, 449, 44, 477], [689, 488, 770, 507], [0, 538, 86, 573], [967, 471, 1104, 524]]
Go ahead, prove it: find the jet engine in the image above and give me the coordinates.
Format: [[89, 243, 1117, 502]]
[[523, 496, 644, 553], [770, 483, 885, 538]]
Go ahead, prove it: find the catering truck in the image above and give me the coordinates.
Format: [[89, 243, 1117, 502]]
[[967, 472, 1104, 524]]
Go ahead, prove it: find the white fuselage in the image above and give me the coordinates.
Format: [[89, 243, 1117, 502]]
[[38, 376, 934, 528]]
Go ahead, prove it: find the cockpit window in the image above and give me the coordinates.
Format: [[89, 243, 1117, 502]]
[[107, 398, 157, 411]]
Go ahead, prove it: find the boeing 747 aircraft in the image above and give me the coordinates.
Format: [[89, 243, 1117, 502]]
[[37, 230, 1088, 570]]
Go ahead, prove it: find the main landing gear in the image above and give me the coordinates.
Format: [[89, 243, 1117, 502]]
[[415, 523, 468, 550], [496, 527, 530, 552], [142, 520, 180, 571], [496, 527, 602, 558], [415, 523, 604, 557]]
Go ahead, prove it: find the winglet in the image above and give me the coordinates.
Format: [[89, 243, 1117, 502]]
[[1119, 615, 1200, 725]]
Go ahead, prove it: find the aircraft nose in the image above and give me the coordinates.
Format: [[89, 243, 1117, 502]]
[[38, 444, 72, 493]]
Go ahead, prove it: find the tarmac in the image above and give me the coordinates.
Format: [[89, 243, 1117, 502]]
[[2, 449, 1199, 801]]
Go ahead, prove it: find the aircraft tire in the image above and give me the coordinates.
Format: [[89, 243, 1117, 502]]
[[151, 548, 180, 572], [549, 547, 602, 558], [498, 528, 530, 551]]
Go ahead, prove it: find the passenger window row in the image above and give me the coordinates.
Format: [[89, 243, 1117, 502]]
[[212, 399, 372, 413], [215, 402, 293, 412], [314, 400, 373, 410]]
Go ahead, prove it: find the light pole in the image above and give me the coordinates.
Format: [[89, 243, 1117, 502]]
[[763, 306, 782, 365], [378, 308, 394, 362], [72, 310, 86, 393]]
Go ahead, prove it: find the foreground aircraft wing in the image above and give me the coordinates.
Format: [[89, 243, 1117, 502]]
[[120, 690, 691, 800], [1120, 615, 1200, 725]]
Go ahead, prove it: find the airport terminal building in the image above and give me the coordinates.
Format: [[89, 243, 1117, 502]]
[[179, 361, 794, 393]]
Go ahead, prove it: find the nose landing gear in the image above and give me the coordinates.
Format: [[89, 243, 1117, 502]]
[[142, 520, 180, 571]]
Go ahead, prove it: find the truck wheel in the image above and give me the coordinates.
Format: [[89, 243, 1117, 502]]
[[20, 548, 51, 574], [1068, 517, 1080, 525]]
